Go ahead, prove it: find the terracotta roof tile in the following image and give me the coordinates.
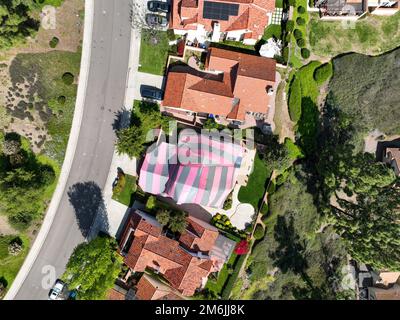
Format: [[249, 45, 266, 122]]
[[226, 8, 249, 31], [120, 211, 219, 296], [163, 47, 276, 120]]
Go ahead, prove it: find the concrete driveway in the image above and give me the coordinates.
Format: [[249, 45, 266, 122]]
[[133, 71, 165, 100]]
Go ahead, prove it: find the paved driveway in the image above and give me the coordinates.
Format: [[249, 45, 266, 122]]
[[133, 72, 165, 100]]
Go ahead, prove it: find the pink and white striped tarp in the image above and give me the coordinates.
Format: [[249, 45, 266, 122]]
[[138, 135, 243, 208]]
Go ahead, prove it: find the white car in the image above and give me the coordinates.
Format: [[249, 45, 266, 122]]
[[48, 280, 65, 300]]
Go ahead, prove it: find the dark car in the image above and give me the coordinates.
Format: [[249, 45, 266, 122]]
[[140, 85, 163, 100], [145, 13, 168, 27], [147, 1, 170, 13]]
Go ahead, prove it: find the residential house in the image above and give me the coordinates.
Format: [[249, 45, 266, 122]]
[[138, 133, 244, 209], [369, 0, 399, 15], [368, 271, 400, 300], [315, 0, 399, 19], [135, 274, 185, 300], [170, 0, 276, 45], [383, 147, 400, 176], [118, 209, 235, 297], [162, 47, 276, 126]]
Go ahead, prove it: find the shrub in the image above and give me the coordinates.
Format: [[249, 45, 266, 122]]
[[297, 38, 305, 47], [62, 72, 74, 85], [313, 62, 333, 84], [301, 48, 311, 59], [288, 76, 302, 122], [221, 254, 247, 299], [49, 36, 59, 48], [57, 95, 66, 105], [260, 202, 269, 215], [296, 17, 305, 26], [113, 173, 126, 195], [294, 29, 303, 39], [253, 224, 265, 240], [289, 0, 296, 6], [146, 195, 157, 210], [223, 194, 233, 210], [286, 20, 294, 32], [297, 6, 306, 13]]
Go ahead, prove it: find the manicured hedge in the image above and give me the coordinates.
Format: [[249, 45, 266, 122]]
[[296, 17, 305, 26], [221, 254, 247, 299], [297, 5, 306, 13], [49, 36, 59, 48], [313, 62, 333, 84], [62, 72, 74, 85], [288, 76, 302, 122], [286, 20, 294, 32], [253, 224, 265, 240], [294, 29, 303, 40], [297, 38, 305, 47], [301, 48, 310, 59]]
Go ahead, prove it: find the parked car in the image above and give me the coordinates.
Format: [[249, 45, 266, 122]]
[[48, 279, 65, 300], [140, 85, 163, 100], [147, 1, 170, 13], [145, 13, 168, 27]]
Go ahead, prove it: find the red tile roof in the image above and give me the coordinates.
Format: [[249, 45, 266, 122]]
[[135, 274, 184, 300], [170, 0, 275, 40], [163, 47, 276, 120], [120, 210, 219, 296]]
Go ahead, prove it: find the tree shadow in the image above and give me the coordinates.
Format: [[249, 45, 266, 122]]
[[67, 181, 109, 238], [269, 215, 308, 275], [112, 107, 131, 132]]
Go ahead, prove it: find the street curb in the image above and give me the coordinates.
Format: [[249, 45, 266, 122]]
[[4, 0, 95, 300]]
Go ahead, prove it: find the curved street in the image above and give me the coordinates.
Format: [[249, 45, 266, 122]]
[[11, 0, 133, 300]]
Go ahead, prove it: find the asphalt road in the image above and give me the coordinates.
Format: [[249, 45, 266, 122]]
[[14, 0, 132, 300]]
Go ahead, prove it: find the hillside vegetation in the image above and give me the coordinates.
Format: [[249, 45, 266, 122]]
[[328, 48, 400, 150]]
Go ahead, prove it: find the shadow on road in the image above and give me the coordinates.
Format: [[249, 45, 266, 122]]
[[112, 107, 131, 132], [67, 181, 109, 238]]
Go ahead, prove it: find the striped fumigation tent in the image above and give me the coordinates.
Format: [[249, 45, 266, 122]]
[[138, 142, 176, 195], [138, 133, 243, 209]]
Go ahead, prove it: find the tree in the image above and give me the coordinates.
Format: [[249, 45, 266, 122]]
[[63, 235, 122, 300], [116, 125, 145, 159], [334, 184, 400, 270], [301, 48, 310, 59], [168, 211, 188, 233], [0, 1, 40, 50], [156, 208, 171, 226]]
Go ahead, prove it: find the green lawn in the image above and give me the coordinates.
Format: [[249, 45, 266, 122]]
[[138, 30, 171, 75], [112, 174, 137, 206], [0, 235, 30, 297], [238, 153, 271, 211], [205, 252, 238, 296]]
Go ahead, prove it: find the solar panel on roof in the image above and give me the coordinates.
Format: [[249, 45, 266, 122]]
[[203, 1, 239, 21]]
